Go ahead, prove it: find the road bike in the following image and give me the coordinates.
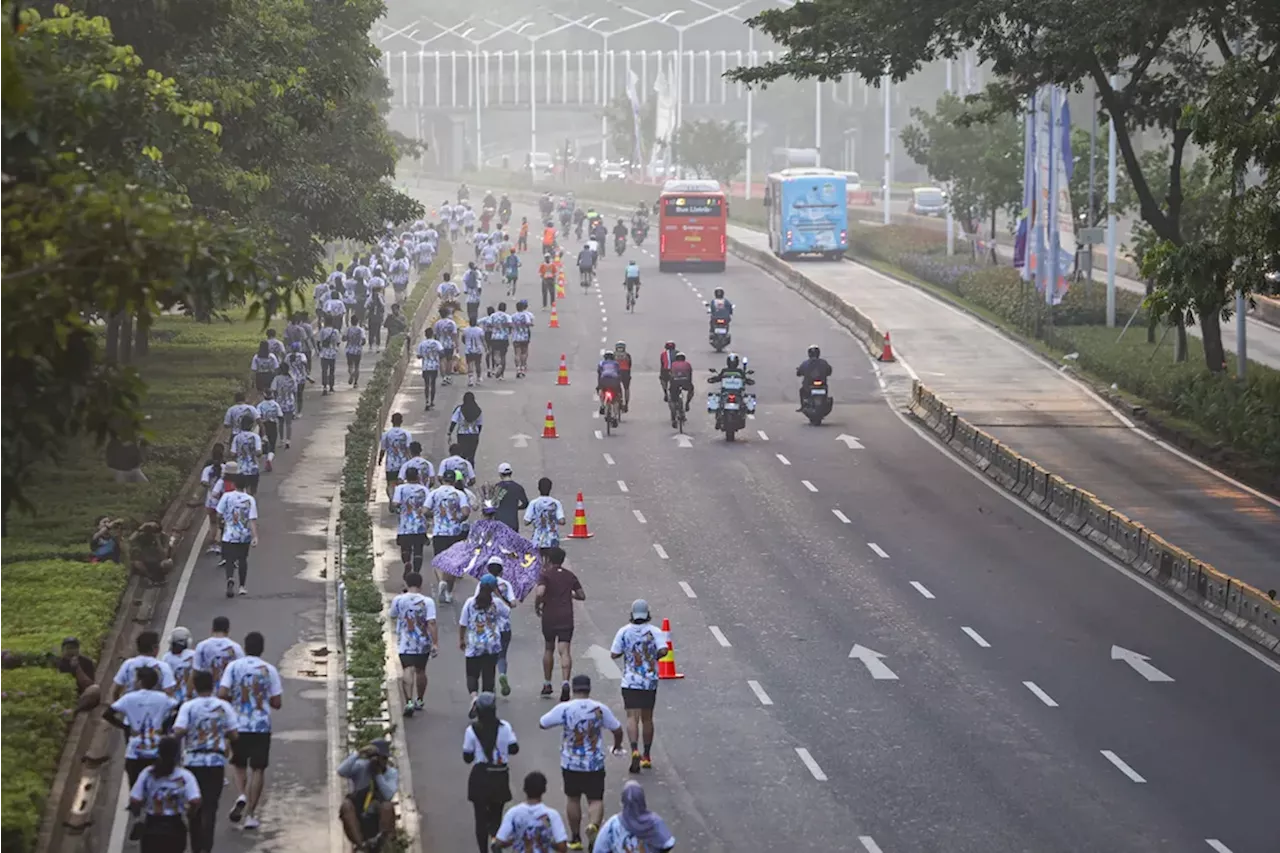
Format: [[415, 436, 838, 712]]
[[602, 387, 622, 435], [668, 388, 687, 433], [625, 280, 638, 313]]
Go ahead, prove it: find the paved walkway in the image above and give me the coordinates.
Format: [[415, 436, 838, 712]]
[[730, 223, 1280, 594]]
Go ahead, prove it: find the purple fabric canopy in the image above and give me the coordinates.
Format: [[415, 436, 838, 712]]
[[430, 519, 541, 601]]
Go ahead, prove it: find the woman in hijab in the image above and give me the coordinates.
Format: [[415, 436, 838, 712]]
[[449, 391, 484, 465], [462, 691, 519, 853], [593, 780, 675, 852]]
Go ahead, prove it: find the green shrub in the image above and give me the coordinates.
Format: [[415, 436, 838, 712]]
[[1, 669, 79, 853]]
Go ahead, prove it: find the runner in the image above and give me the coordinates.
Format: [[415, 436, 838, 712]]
[[428, 469, 472, 603], [269, 366, 296, 450], [524, 477, 567, 565], [489, 301, 511, 379], [464, 262, 484, 326], [398, 441, 435, 487], [344, 321, 367, 387], [448, 392, 484, 463], [538, 674, 625, 851], [592, 781, 676, 853], [461, 320, 486, 387], [464, 692, 519, 853], [230, 414, 262, 494], [439, 443, 477, 487], [126, 736, 201, 852], [377, 412, 413, 504], [223, 391, 257, 437], [433, 308, 459, 387], [172, 670, 239, 853], [215, 466, 259, 598], [105, 665, 179, 842], [217, 631, 283, 832], [492, 772, 568, 853], [485, 560, 518, 696], [391, 467, 431, 578], [317, 320, 342, 394], [416, 327, 444, 411], [389, 572, 438, 717], [255, 389, 281, 472], [533, 546, 582, 702], [609, 600, 666, 774], [510, 299, 535, 379], [161, 627, 196, 706], [193, 616, 244, 686], [458, 580, 510, 716]]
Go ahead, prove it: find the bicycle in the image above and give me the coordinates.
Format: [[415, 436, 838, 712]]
[[580, 267, 593, 290], [668, 388, 687, 433], [602, 388, 622, 435], [625, 280, 638, 313]]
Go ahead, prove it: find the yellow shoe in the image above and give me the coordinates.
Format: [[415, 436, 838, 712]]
[[567, 841, 584, 851], [640, 756, 653, 769], [586, 823, 599, 848]]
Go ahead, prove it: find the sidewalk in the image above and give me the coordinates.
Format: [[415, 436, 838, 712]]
[[729, 223, 1280, 595]]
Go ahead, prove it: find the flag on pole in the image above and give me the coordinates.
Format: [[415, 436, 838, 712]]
[[626, 69, 643, 165]]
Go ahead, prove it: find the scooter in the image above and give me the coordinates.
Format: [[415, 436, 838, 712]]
[[709, 317, 731, 352], [706, 367, 756, 442], [800, 378, 834, 425], [631, 223, 648, 245], [614, 235, 627, 256]]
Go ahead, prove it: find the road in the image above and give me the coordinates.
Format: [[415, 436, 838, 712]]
[[386, 185, 1280, 853]]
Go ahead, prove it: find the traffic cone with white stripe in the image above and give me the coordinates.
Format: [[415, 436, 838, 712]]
[[556, 271, 566, 299], [657, 618, 685, 679], [548, 305, 560, 328], [567, 492, 593, 539], [556, 354, 570, 386], [542, 402, 559, 439]]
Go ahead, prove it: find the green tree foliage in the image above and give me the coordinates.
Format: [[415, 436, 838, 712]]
[[672, 119, 746, 186], [603, 94, 657, 165], [2, 0, 423, 516], [728, 0, 1269, 372], [900, 92, 1022, 244]]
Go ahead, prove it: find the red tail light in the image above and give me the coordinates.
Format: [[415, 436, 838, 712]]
[[604, 390, 613, 401], [728, 394, 738, 403], [840, 229, 847, 243], [714, 318, 727, 326], [660, 234, 666, 253], [720, 233, 726, 254], [813, 379, 825, 386]]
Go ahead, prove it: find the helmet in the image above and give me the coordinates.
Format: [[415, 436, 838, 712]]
[[583, 245, 591, 251], [170, 626, 193, 650], [614, 341, 626, 352], [674, 351, 686, 361], [808, 345, 821, 359], [630, 599, 651, 623], [629, 259, 637, 266], [617, 218, 625, 225], [726, 353, 740, 369], [603, 352, 616, 361], [664, 341, 676, 350], [544, 253, 552, 261], [516, 299, 528, 310], [473, 691, 497, 712], [714, 288, 725, 298]]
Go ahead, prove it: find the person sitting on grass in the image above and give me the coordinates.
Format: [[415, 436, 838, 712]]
[[91, 516, 124, 563], [56, 636, 101, 712], [129, 521, 174, 585]]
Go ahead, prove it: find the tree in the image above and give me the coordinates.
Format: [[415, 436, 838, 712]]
[[728, 0, 1268, 372], [900, 92, 1022, 254], [672, 119, 746, 186], [602, 94, 657, 166]]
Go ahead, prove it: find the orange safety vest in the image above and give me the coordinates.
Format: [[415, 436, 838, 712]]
[[519, 222, 529, 237], [542, 227, 556, 246], [539, 263, 555, 280]]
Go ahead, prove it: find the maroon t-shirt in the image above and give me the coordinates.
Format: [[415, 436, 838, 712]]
[[538, 566, 582, 630]]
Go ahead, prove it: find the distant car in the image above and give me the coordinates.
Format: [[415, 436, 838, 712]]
[[600, 161, 627, 182], [528, 152, 554, 176], [909, 186, 947, 217], [838, 171, 862, 193]]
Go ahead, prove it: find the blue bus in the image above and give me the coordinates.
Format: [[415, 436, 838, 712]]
[[763, 168, 848, 260]]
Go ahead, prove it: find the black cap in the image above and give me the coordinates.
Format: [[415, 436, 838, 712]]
[[571, 674, 591, 692]]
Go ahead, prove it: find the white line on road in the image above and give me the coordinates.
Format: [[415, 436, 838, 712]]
[[617, 480, 629, 492], [603, 453, 615, 466], [633, 509, 647, 524], [962, 627, 991, 648], [1205, 841, 1234, 853], [653, 543, 669, 560], [594, 430, 603, 439], [833, 509, 852, 524], [859, 838, 886, 853], [795, 748, 828, 781], [1100, 750, 1147, 783], [747, 680, 773, 705], [757, 430, 769, 441], [910, 581, 936, 599], [1023, 681, 1059, 707], [802, 480, 818, 492], [708, 626, 732, 647], [776, 453, 791, 465], [601, 336, 608, 343], [678, 581, 697, 598], [868, 543, 889, 558]]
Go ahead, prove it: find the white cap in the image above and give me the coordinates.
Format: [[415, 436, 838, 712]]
[[497, 462, 513, 475]]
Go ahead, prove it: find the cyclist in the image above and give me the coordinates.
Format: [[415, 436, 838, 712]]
[[668, 351, 694, 423], [573, 206, 587, 239], [538, 254, 557, 309], [590, 219, 608, 256], [613, 342, 633, 413], [577, 244, 595, 288], [558, 202, 572, 230], [623, 260, 640, 309], [657, 341, 677, 402], [596, 352, 623, 417]]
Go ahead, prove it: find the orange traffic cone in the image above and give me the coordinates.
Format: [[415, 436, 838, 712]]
[[556, 354, 570, 386], [877, 331, 896, 362], [657, 618, 685, 679], [567, 491, 594, 539], [548, 305, 560, 328], [556, 277, 566, 299], [542, 402, 558, 439]]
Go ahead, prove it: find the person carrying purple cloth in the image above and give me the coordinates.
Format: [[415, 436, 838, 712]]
[[431, 501, 542, 602]]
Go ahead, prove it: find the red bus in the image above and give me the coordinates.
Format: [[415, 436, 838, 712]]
[[657, 179, 727, 272]]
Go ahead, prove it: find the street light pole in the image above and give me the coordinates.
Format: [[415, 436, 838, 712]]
[[882, 73, 891, 225], [745, 27, 754, 198], [945, 58, 954, 256], [1106, 74, 1118, 327]]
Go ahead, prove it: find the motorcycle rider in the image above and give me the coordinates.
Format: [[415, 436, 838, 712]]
[[796, 345, 834, 410], [597, 351, 623, 416], [708, 289, 733, 327], [586, 207, 600, 229], [458, 183, 470, 201], [657, 341, 677, 402], [573, 206, 587, 239], [668, 351, 694, 422], [498, 193, 512, 222], [612, 218, 628, 250], [483, 190, 497, 211], [577, 244, 595, 287], [707, 353, 754, 429], [590, 219, 608, 257], [613, 341, 633, 412]]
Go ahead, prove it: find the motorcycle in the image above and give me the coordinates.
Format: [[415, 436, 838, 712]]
[[614, 235, 627, 256], [631, 223, 648, 245], [706, 368, 756, 442], [709, 316, 731, 352], [800, 378, 834, 425], [458, 184, 470, 202], [498, 206, 511, 226]]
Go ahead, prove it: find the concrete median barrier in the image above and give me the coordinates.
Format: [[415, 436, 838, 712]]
[[949, 417, 981, 467], [1024, 463, 1052, 512], [1228, 583, 1280, 652], [1195, 564, 1233, 611], [1133, 530, 1171, 578], [1045, 475, 1074, 527], [1101, 511, 1144, 566], [985, 441, 1021, 492], [1079, 497, 1113, 548]]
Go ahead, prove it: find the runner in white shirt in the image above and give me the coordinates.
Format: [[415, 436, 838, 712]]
[[493, 771, 568, 853]]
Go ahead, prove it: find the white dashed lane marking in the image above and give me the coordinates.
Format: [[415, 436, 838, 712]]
[[858, 838, 885, 853], [746, 680, 773, 705], [708, 626, 731, 647], [795, 748, 828, 781], [1100, 750, 1146, 783], [776, 454, 791, 466], [603, 453, 615, 466], [910, 581, 935, 600], [1023, 681, 1059, 708], [677, 581, 696, 598], [868, 543, 889, 559], [653, 543, 669, 559], [801, 480, 818, 492], [757, 430, 769, 441], [961, 627, 991, 648], [594, 430, 603, 439], [832, 510, 851, 524], [616, 480, 628, 492], [632, 509, 646, 524]]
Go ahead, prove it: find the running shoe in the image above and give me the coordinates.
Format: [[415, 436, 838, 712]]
[[238, 587, 248, 597], [229, 797, 247, 823], [437, 581, 447, 601], [540, 682, 554, 698], [559, 681, 570, 703], [225, 579, 236, 598], [403, 700, 416, 718], [629, 751, 642, 774], [567, 839, 584, 851], [413, 699, 424, 712], [640, 757, 653, 770], [586, 823, 599, 848], [242, 815, 260, 830], [499, 674, 510, 696]]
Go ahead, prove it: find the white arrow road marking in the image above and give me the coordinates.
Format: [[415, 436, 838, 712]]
[[603, 453, 615, 465], [708, 626, 731, 647], [802, 480, 818, 492], [757, 430, 769, 441], [747, 680, 773, 705], [677, 581, 696, 599], [849, 645, 898, 680], [961, 627, 991, 648], [632, 510, 647, 524], [674, 434, 693, 448], [868, 543, 889, 558], [582, 645, 622, 680], [1100, 750, 1146, 783], [653, 543, 669, 560], [795, 748, 828, 781], [836, 434, 865, 449], [1022, 681, 1058, 707], [1110, 645, 1174, 682], [859, 839, 885, 853], [910, 581, 935, 599], [833, 509, 851, 524], [509, 433, 532, 448]]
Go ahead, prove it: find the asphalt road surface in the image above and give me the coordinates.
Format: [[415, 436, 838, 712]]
[[385, 187, 1280, 853]]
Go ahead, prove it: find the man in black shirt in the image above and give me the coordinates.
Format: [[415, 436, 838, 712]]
[[490, 463, 529, 532], [57, 637, 100, 711]]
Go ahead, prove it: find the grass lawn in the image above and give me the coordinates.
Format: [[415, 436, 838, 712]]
[[0, 307, 289, 852]]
